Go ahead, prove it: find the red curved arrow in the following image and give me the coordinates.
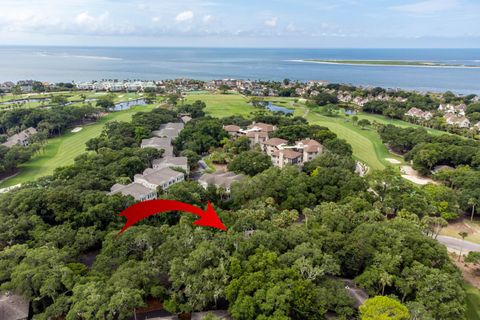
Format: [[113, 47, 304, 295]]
[[116, 200, 227, 237]]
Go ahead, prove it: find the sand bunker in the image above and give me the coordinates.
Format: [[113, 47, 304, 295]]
[[401, 165, 436, 185], [385, 158, 401, 164], [71, 127, 83, 133]]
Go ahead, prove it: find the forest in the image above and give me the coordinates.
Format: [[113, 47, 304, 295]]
[[0, 103, 469, 319]]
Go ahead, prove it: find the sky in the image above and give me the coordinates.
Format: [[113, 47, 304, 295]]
[[0, 0, 479, 48]]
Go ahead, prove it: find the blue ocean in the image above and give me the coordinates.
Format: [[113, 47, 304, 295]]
[[0, 46, 479, 94]]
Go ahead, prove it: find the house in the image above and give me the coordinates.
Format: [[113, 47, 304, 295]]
[[247, 122, 276, 133], [152, 122, 184, 139], [134, 167, 185, 191], [246, 131, 269, 146], [223, 125, 241, 136], [181, 115, 192, 124], [271, 149, 303, 168], [198, 172, 244, 194], [141, 137, 173, 157], [2, 127, 37, 148], [296, 138, 324, 162], [76, 82, 94, 90], [191, 310, 231, 320], [405, 107, 433, 121], [444, 114, 470, 128], [0, 82, 15, 92], [109, 183, 157, 201], [17, 80, 34, 93], [438, 103, 467, 116], [262, 138, 288, 156], [0, 294, 29, 320], [152, 156, 189, 173]]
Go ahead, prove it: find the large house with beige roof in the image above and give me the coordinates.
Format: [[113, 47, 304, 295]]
[[269, 139, 324, 168], [2, 127, 37, 148], [199, 172, 244, 195], [405, 108, 433, 121], [223, 122, 277, 146]]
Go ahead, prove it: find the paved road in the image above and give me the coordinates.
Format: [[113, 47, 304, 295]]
[[339, 279, 369, 308], [437, 235, 480, 253]]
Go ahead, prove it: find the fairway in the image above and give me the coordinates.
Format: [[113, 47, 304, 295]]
[[186, 93, 405, 171], [301, 110, 400, 170], [0, 105, 156, 188], [185, 93, 254, 117], [465, 284, 480, 320]]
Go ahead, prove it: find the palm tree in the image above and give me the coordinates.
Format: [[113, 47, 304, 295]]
[[468, 198, 478, 221], [458, 231, 468, 261]]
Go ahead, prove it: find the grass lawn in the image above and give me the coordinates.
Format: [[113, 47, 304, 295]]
[[354, 112, 447, 136], [185, 93, 255, 117], [0, 104, 157, 188], [441, 219, 480, 244], [465, 284, 480, 320], [185, 93, 405, 170]]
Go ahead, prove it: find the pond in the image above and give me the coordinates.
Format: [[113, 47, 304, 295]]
[[0, 98, 48, 105], [112, 98, 147, 111], [265, 102, 293, 114]]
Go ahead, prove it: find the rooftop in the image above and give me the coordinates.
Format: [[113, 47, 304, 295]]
[[109, 183, 155, 198]]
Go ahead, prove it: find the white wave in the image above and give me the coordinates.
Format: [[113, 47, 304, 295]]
[[34, 51, 122, 61]]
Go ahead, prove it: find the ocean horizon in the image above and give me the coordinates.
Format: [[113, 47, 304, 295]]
[[1, 46, 480, 94]]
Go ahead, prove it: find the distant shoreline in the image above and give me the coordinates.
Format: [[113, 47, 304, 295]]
[[292, 59, 480, 69]]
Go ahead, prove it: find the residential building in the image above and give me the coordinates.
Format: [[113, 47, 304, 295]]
[[191, 311, 231, 320], [152, 122, 184, 139], [247, 122, 276, 133], [246, 131, 269, 146], [134, 167, 185, 191], [2, 127, 37, 148], [444, 114, 471, 128], [223, 125, 241, 136], [109, 183, 157, 201], [76, 82, 94, 90], [439, 103, 467, 116], [17, 80, 34, 93], [271, 149, 303, 168], [405, 107, 433, 121], [262, 138, 288, 156], [0, 294, 29, 320], [181, 115, 192, 124], [199, 172, 244, 194], [0, 82, 15, 92], [152, 156, 189, 173], [296, 139, 324, 162], [141, 137, 173, 157]]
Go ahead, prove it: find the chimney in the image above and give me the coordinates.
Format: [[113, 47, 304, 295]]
[[255, 132, 259, 144], [303, 148, 309, 163]]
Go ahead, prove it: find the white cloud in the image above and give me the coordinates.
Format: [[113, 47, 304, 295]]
[[175, 11, 194, 23], [392, 0, 459, 13], [203, 15, 212, 24], [152, 17, 161, 22], [264, 17, 277, 28], [286, 23, 296, 32]]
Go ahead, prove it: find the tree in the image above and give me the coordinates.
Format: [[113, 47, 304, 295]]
[[228, 151, 272, 176], [358, 119, 371, 129], [352, 115, 359, 125], [219, 84, 230, 94], [96, 95, 115, 110], [359, 296, 410, 320], [458, 231, 468, 261], [468, 197, 478, 221]]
